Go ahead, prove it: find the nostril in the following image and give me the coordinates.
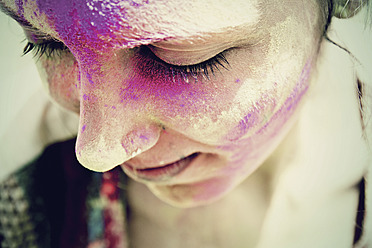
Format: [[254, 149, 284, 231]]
[[121, 124, 161, 158]]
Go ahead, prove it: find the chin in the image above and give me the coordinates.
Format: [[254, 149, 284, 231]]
[[146, 176, 239, 208]]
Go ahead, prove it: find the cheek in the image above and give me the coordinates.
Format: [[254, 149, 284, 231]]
[[226, 62, 312, 143], [218, 60, 312, 169], [36, 40, 312, 150], [120, 51, 262, 144], [36, 52, 80, 113]]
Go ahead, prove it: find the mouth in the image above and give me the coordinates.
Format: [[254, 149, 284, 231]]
[[122, 153, 200, 182]]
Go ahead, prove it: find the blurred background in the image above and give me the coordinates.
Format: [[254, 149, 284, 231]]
[[0, 12, 42, 135], [0, 12, 78, 179]]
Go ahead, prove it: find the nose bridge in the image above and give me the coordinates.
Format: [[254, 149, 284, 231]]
[[75, 57, 161, 172]]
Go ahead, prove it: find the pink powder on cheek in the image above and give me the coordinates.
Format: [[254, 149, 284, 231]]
[[261, 61, 311, 131], [209, 62, 312, 181], [112, 53, 219, 116], [227, 92, 277, 142], [117, 75, 211, 119], [224, 61, 312, 145], [81, 124, 86, 133]]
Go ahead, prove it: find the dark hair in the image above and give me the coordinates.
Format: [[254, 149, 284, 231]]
[[321, 0, 371, 59], [325, 0, 372, 31]]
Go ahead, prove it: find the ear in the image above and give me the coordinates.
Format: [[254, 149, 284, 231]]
[[333, 0, 366, 18]]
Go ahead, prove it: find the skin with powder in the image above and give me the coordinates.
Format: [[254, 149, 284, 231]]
[[1, 0, 325, 205], [1, 0, 369, 247]]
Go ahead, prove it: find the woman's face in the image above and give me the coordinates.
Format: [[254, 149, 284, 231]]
[[3, 0, 325, 207]]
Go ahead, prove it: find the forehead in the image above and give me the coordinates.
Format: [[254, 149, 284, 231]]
[[3, 0, 260, 48]]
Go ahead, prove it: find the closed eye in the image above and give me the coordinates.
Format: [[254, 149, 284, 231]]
[[138, 45, 231, 82], [22, 37, 231, 84]]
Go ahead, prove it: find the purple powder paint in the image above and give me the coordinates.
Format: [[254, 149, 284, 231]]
[[139, 134, 149, 141], [15, 0, 209, 113], [15, 0, 157, 52], [15, 0, 26, 18], [224, 61, 312, 143], [226, 96, 270, 142]]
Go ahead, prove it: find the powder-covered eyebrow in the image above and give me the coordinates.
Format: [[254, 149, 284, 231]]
[[0, 0, 261, 50], [0, 1, 59, 45], [0, 1, 37, 31]]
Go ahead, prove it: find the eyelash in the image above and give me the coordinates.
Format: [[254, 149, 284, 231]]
[[138, 46, 230, 82], [22, 40, 231, 83], [23, 40, 68, 58]]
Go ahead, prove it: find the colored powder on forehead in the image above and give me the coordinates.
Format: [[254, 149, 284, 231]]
[[15, 0, 25, 17], [16, 0, 260, 51], [28, 0, 154, 50], [36, 0, 113, 48]]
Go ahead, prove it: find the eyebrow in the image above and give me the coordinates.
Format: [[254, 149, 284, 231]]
[[0, 1, 39, 31], [0, 0, 260, 49]]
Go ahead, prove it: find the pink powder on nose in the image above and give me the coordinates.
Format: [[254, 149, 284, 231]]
[[81, 124, 87, 133]]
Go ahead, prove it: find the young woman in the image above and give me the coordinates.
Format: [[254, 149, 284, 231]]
[[0, 0, 371, 247]]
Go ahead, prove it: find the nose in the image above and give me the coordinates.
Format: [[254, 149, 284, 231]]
[[76, 119, 161, 172], [74, 54, 161, 172]]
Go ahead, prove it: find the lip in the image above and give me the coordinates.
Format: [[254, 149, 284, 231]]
[[122, 153, 200, 182]]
